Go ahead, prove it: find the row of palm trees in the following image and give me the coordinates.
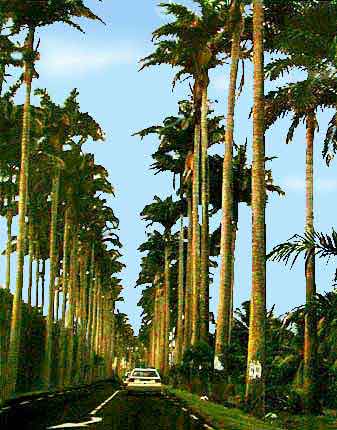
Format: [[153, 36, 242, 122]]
[[0, 1, 130, 403], [136, 0, 337, 417]]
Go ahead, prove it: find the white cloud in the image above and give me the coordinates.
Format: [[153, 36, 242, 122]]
[[282, 176, 337, 192], [39, 42, 139, 76], [317, 178, 337, 191], [283, 177, 305, 191], [211, 74, 229, 92]]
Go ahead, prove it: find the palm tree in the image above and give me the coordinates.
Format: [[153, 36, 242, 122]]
[[33, 88, 104, 389], [4, 27, 36, 400], [135, 99, 226, 359], [141, 196, 181, 375], [245, 0, 266, 416], [264, 1, 337, 411], [141, 0, 232, 346], [3, 0, 103, 400], [210, 146, 284, 368], [215, 0, 244, 372]]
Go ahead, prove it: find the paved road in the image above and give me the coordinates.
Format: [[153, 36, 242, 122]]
[[0, 384, 210, 429]]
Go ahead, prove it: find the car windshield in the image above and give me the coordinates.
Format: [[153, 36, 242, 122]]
[[131, 370, 158, 378]]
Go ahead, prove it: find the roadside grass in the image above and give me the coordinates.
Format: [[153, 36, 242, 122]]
[[276, 410, 337, 430], [167, 387, 284, 430], [167, 387, 337, 430]]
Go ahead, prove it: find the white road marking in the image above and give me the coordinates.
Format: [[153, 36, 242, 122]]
[[182, 407, 187, 411], [1, 406, 11, 411], [20, 400, 31, 405], [47, 416, 102, 428], [37, 398, 44, 401], [190, 414, 199, 420], [90, 390, 120, 415], [204, 425, 214, 430]]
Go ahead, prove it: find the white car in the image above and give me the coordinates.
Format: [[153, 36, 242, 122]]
[[122, 371, 131, 387], [126, 368, 162, 394]]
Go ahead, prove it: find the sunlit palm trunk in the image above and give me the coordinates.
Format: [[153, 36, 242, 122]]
[[200, 79, 210, 343], [86, 244, 95, 383], [28, 220, 34, 307], [245, 0, 266, 416], [159, 286, 165, 374], [154, 278, 161, 369], [150, 299, 156, 366], [43, 161, 61, 389], [183, 193, 192, 352], [65, 232, 78, 387], [90, 273, 99, 383], [104, 297, 113, 378], [4, 27, 35, 400], [191, 80, 201, 345], [215, 1, 241, 371], [163, 240, 171, 375], [110, 303, 115, 376], [228, 222, 238, 346], [95, 289, 102, 360], [58, 207, 71, 389], [5, 207, 13, 290], [154, 285, 160, 368], [75, 253, 87, 383], [175, 209, 185, 364], [303, 113, 318, 413]]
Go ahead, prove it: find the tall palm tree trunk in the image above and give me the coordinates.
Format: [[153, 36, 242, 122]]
[[245, 0, 266, 417], [303, 113, 319, 413], [28, 220, 34, 307], [58, 207, 71, 389], [159, 287, 165, 374], [200, 77, 210, 343], [65, 232, 78, 387], [215, 0, 241, 371], [4, 27, 35, 400], [183, 193, 193, 352], [75, 254, 87, 383], [110, 304, 115, 376], [228, 221, 238, 346], [154, 281, 161, 370], [105, 299, 114, 378], [89, 274, 98, 383], [191, 80, 202, 345], [5, 207, 13, 290], [150, 304, 155, 367], [95, 289, 102, 357], [153, 286, 159, 368], [175, 209, 185, 364], [163, 240, 171, 375], [43, 162, 61, 389], [86, 244, 95, 383]]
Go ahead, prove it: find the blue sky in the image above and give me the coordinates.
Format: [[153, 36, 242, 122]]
[[1, 0, 337, 333]]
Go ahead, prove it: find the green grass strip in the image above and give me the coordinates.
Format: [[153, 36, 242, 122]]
[[167, 387, 284, 430]]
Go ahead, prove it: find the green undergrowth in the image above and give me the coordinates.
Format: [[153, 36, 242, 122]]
[[167, 387, 337, 430], [275, 410, 337, 430], [167, 387, 284, 430]]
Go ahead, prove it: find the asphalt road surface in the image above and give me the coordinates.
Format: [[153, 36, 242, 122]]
[[0, 383, 211, 429]]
